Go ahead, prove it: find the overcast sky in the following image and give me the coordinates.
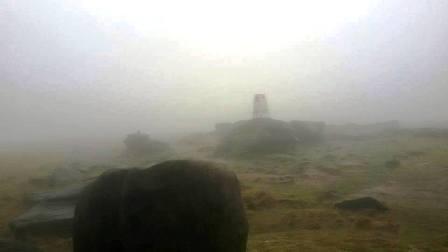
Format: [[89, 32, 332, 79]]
[[1, 0, 448, 143]]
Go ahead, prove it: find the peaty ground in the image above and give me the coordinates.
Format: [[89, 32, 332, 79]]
[[1, 134, 448, 251]]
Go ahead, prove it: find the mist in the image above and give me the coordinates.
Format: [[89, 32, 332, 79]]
[[2, 0, 448, 145], [4, 1, 448, 251]]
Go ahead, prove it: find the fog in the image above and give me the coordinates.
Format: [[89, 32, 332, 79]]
[[2, 0, 448, 144]]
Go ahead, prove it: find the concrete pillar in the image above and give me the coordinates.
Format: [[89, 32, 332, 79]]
[[253, 94, 270, 118]]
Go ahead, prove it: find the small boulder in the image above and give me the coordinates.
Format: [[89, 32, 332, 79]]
[[335, 197, 388, 211], [385, 159, 400, 168], [124, 131, 171, 158]]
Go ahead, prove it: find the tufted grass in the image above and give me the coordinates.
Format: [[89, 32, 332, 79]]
[[1, 134, 448, 251]]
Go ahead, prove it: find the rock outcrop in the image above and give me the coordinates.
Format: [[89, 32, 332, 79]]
[[215, 118, 298, 157]]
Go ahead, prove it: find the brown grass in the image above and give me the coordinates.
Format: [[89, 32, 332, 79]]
[[1, 135, 448, 251]]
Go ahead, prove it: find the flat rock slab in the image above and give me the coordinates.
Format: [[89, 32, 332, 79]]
[[47, 162, 116, 187], [26, 183, 88, 204], [10, 202, 75, 239], [0, 239, 41, 252], [10, 183, 90, 239], [11, 163, 117, 239]]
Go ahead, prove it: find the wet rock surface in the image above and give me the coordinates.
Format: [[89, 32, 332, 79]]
[[10, 182, 91, 238], [10, 162, 120, 239], [26, 183, 87, 205], [10, 160, 119, 239], [0, 239, 41, 252], [10, 202, 75, 239], [74, 160, 248, 252]]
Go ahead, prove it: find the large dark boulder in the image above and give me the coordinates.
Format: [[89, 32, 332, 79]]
[[73, 160, 248, 252], [215, 118, 298, 157]]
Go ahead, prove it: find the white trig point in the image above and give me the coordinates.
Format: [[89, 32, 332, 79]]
[[253, 94, 270, 118]]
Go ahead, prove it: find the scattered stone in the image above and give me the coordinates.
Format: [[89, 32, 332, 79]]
[[355, 217, 373, 229], [304, 223, 321, 230], [48, 162, 84, 187], [322, 154, 337, 161], [385, 159, 401, 168], [408, 245, 423, 252], [335, 197, 388, 211], [276, 199, 306, 208], [413, 128, 448, 138], [27, 178, 48, 187], [314, 165, 342, 176], [281, 212, 299, 227], [267, 176, 295, 184], [406, 151, 425, 157], [73, 160, 248, 252], [326, 121, 400, 138], [245, 191, 276, 210], [317, 190, 339, 201], [378, 220, 400, 234], [289, 120, 325, 143]]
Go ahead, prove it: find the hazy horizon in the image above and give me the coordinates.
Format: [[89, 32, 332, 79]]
[[2, 0, 448, 144]]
